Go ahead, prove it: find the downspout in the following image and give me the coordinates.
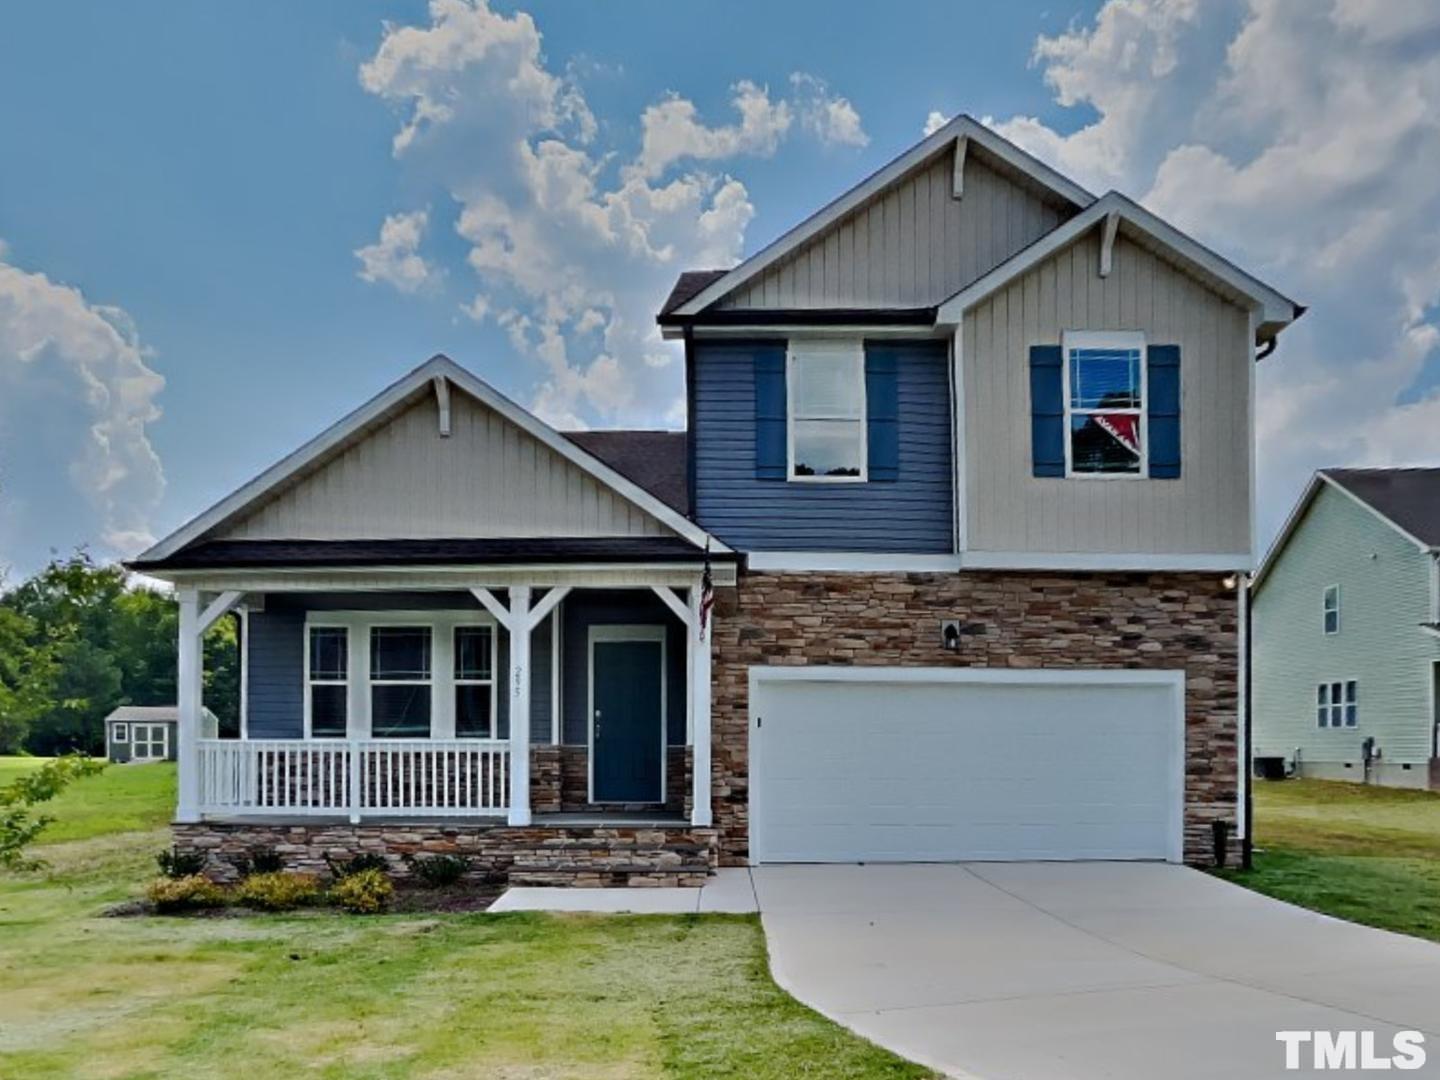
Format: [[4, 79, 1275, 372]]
[[1242, 572, 1254, 871]]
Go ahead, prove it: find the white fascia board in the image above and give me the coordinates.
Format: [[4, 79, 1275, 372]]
[[935, 192, 1301, 336], [137, 355, 728, 563], [746, 552, 963, 573], [672, 115, 1095, 318], [1316, 471, 1433, 553], [150, 561, 740, 591], [961, 550, 1252, 572]]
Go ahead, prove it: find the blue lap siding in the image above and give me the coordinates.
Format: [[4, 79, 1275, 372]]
[[692, 338, 954, 552]]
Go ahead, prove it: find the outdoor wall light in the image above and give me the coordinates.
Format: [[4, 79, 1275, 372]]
[[941, 620, 962, 651]]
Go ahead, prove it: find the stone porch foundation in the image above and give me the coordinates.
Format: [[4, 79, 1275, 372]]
[[174, 821, 720, 888]]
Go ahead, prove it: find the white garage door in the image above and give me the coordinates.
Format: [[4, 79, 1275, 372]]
[[750, 669, 1184, 864]]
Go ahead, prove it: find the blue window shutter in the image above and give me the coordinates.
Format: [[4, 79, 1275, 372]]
[[865, 346, 899, 482], [754, 346, 787, 480], [1147, 344, 1181, 479], [1029, 345, 1065, 477]]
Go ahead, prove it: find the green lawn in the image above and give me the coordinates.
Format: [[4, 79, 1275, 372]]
[[1218, 778, 1440, 943], [0, 756, 176, 843], [0, 760, 931, 1079]]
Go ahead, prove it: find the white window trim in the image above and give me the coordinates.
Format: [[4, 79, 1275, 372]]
[[453, 624, 499, 739], [1323, 584, 1341, 635], [586, 624, 668, 805], [304, 624, 350, 739], [112, 722, 129, 743], [786, 338, 868, 484], [302, 611, 499, 740], [1316, 678, 1359, 730], [368, 625, 436, 740], [1062, 330, 1148, 481]]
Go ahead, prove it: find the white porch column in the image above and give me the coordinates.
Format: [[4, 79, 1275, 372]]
[[507, 586, 532, 826], [175, 589, 203, 823], [689, 582, 713, 828]]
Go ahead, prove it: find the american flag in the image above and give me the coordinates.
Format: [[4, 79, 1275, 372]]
[[698, 541, 715, 641]]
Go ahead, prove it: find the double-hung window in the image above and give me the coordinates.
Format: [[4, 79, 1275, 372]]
[[454, 626, 495, 738], [1323, 585, 1340, 635], [1063, 331, 1145, 476], [307, 626, 349, 737], [788, 340, 866, 481], [1317, 680, 1358, 728], [369, 626, 432, 738]]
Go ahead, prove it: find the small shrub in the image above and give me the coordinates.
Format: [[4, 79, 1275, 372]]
[[146, 874, 225, 913], [324, 851, 389, 879], [156, 847, 208, 879], [230, 846, 285, 878], [331, 867, 393, 914], [236, 871, 321, 911], [405, 853, 470, 887]]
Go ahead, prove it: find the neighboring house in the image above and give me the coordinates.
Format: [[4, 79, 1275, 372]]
[[129, 116, 1300, 882], [104, 706, 214, 764], [1253, 469, 1440, 789]]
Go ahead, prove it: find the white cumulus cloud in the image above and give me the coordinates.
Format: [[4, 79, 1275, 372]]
[[0, 248, 165, 579], [358, 0, 863, 429], [355, 209, 437, 293], [991, 0, 1440, 546]]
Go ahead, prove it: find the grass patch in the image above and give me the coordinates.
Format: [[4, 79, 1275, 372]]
[[1218, 779, 1440, 944], [0, 763, 931, 1078], [0, 756, 175, 843]]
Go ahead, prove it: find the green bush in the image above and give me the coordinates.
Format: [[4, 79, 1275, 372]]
[[235, 871, 321, 911], [145, 874, 226, 913], [156, 847, 208, 879], [331, 867, 393, 914], [230, 846, 284, 878], [405, 853, 470, 887], [324, 851, 389, 879]]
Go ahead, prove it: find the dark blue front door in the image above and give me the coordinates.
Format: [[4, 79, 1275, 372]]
[[592, 639, 664, 802]]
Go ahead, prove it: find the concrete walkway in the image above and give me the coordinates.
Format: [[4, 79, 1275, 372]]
[[755, 862, 1440, 1079], [488, 867, 758, 914]]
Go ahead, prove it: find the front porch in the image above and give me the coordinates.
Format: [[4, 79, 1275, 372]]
[[171, 561, 730, 882]]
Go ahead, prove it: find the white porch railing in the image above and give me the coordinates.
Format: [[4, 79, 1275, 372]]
[[196, 738, 509, 819]]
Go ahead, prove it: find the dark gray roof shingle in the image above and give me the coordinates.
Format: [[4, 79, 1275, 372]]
[[1322, 467, 1440, 547], [659, 269, 729, 316], [563, 429, 689, 516]]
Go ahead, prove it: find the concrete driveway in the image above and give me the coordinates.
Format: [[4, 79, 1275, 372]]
[[755, 863, 1440, 1079]]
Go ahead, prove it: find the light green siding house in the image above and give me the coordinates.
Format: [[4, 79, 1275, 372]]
[[1253, 469, 1440, 789]]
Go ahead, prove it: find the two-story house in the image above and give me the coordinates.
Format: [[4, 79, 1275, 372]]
[[1253, 469, 1440, 789], [130, 116, 1301, 882]]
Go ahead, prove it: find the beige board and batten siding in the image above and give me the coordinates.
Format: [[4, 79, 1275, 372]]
[[963, 230, 1252, 556], [718, 153, 1069, 310], [219, 390, 673, 541]]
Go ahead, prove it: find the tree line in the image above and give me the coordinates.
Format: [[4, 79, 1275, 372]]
[[0, 553, 238, 755]]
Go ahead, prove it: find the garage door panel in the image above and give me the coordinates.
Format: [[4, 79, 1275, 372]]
[[752, 673, 1181, 864]]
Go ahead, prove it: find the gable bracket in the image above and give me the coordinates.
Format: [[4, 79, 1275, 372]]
[[951, 135, 968, 199], [1099, 211, 1120, 278], [433, 375, 451, 437]]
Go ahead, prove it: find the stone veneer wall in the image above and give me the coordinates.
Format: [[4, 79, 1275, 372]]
[[174, 821, 719, 888], [709, 570, 1241, 867]]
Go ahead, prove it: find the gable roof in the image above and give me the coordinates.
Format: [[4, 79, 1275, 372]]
[[1323, 468, 1440, 548], [664, 115, 1095, 321], [134, 355, 727, 567], [936, 191, 1302, 342], [1253, 468, 1440, 591], [563, 430, 688, 515]]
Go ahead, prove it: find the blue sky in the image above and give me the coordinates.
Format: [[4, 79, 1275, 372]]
[[2, 0, 1439, 578]]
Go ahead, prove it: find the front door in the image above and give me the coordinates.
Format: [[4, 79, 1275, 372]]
[[590, 628, 665, 803]]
